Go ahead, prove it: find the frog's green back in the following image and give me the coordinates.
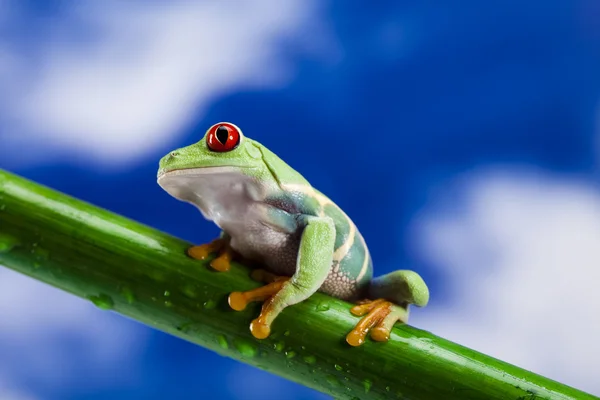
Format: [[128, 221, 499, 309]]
[[251, 139, 310, 187]]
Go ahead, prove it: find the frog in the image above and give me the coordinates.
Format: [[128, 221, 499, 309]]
[[157, 122, 429, 346]]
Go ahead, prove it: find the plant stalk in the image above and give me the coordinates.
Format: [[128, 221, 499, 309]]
[[0, 169, 596, 400]]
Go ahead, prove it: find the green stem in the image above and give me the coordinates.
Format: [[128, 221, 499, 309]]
[[0, 169, 596, 400]]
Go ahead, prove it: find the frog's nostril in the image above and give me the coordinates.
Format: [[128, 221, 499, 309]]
[[170, 151, 179, 157]]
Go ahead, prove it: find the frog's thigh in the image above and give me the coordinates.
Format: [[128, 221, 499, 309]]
[[231, 216, 336, 339]]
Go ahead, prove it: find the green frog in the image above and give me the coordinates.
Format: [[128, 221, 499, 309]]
[[157, 122, 429, 346]]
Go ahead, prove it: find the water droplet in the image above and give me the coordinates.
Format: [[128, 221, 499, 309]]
[[88, 294, 114, 310], [0, 233, 19, 253], [386, 386, 391, 392], [283, 330, 290, 336], [233, 339, 257, 358], [303, 355, 316, 365], [334, 364, 343, 371], [182, 285, 197, 298], [285, 350, 296, 359], [164, 301, 173, 307], [326, 375, 340, 387], [31, 246, 49, 260], [203, 299, 217, 309], [149, 271, 165, 282], [301, 346, 306, 350], [164, 290, 171, 297], [121, 287, 135, 304], [177, 321, 194, 333], [316, 302, 330, 312], [217, 335, 228, 349], [273, 341, 285, 352], [363, 379, 372, 393]]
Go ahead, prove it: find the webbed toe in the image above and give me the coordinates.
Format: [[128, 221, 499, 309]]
[[187, 237, 236, 272], [346, 298, 408, 347], [228, 269, 291, 340]]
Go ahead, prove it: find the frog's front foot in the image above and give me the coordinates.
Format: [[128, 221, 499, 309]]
[[228, 269, 290, 339], [187, 237, 235, 272], [346, 299, 408, 347]]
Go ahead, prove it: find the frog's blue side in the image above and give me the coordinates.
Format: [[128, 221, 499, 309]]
[[263, 188, 373, 300]]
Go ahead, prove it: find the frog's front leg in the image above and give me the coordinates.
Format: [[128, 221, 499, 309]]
[[346, 270, 429, 346], [187, 231, 237, 272], [228, 216, 335, 339]]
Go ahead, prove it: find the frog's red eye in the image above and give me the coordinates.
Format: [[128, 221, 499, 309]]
[[206, 123, 241, 152]]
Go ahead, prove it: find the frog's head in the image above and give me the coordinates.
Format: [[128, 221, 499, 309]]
[[157, 122, 282, 206], [157, 122, 265, 178], [158, 122, 308, 207]]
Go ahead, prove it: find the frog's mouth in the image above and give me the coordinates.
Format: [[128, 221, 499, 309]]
[[157, 166, 255, 201], [157, 165, 241, 185], [156, 165, 253, 180]]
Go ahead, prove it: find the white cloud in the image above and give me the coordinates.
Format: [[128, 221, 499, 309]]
[[409, 168, 600, 396], [0, 390, 37, 400], [0, 0, 332, 169], [0, 2, 333, 396], [0, 268, 147, 394], [0, 380, 37, 400]]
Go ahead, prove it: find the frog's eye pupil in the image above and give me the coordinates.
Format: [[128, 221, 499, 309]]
[[216, 126, 229, 145], [206, 122, 241, 152]]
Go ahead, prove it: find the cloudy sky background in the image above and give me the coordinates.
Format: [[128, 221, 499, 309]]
[[0, 1, 599, 399]]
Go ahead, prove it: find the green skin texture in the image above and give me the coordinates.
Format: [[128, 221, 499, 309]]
[[157, 123, 430, 339]]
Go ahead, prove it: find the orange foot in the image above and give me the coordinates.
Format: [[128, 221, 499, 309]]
[[346, 299, 408, 347], [187, 237, 236, 272], [228, 269, 290, 339]]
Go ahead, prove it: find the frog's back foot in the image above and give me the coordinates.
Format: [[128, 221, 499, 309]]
[[344, 270, 428, 346], [368, 270, 429, 308], [345, 299, 408, 346]]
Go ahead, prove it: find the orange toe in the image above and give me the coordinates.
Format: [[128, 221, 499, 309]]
[[187, 238, 226, 261], [346, 299, 395, 346], [228, 275, 290, 340]]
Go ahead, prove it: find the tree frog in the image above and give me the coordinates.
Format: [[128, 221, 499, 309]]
[[157, 122, 429, 346]]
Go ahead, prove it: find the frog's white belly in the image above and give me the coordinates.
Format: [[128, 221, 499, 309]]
[[158, 167, 300, 275], [228, 214, 301, 276]]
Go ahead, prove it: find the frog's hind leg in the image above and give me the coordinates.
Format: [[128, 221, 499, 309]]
[[346, 270, 429, 347], [228, 216, 336, 340], [187, 232, 237, 272], [228, 269, 290, 312]]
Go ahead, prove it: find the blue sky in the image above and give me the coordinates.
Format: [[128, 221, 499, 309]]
[[0, 0, 599, 399]]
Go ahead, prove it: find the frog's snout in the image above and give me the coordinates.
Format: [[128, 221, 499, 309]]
[[163, 151, 179, 165], [158, 151, 180, 175]]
